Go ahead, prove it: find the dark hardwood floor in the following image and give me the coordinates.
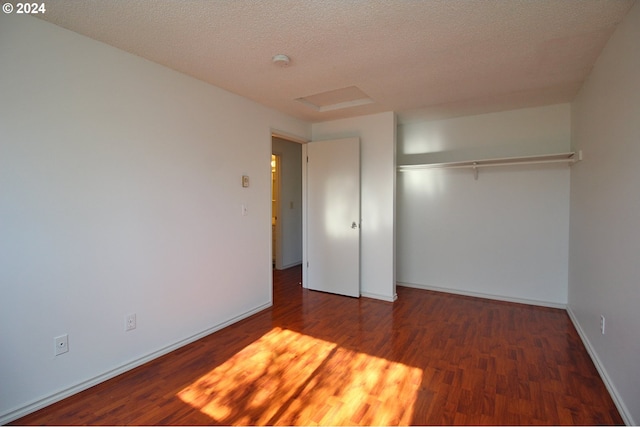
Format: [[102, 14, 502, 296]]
[[12, 265, 623, 425]]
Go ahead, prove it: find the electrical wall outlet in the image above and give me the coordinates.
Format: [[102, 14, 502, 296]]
[[54, 334, 69, 356], [125, 313, 137, 331]]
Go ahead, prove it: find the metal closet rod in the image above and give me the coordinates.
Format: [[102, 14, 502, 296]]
[[397, 151, 580, 179]]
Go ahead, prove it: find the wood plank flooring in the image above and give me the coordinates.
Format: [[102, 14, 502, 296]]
[[12, 266, 623, 425]]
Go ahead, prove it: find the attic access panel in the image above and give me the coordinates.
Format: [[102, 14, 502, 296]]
[[296, 86, 373, 112]]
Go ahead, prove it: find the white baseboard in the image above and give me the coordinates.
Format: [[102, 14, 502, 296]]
[[278, 261, 302, 270], [566, 306, 634, 426], [0, 302, 272, 425], [361, 291, 397, 302], [397, 282, 566, 309]]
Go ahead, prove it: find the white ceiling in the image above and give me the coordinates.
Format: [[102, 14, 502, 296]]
[[38, 0, 635, 124]]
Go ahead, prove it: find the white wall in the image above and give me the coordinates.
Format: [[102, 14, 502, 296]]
[[568, 3, 640, 424], [0, 15, 310, 423], [397, 105, 571, 306], [272, 137, 303, 269], [311, 112, 397, 301]]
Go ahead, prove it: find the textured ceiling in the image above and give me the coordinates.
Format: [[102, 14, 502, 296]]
[[37, 0, 635, 123]]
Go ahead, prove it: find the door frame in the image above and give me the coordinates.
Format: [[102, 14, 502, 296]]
[[270, 130, 307, 276], [301, 142, 308, 288]]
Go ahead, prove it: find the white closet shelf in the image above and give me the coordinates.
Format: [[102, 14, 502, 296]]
[[397, 151, 579, 177]]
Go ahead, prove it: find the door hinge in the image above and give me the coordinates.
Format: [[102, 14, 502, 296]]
[[306, 156, 309, 163], [307, 261, 309, 267]]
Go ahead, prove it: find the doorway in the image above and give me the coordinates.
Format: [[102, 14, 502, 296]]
[[271, 136, 303, 271]]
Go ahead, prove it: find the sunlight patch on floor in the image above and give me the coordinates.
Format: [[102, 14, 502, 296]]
[[177, 327, 423, 425]]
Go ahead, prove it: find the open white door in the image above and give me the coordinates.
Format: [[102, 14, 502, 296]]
[[304, 137, 360, 298]]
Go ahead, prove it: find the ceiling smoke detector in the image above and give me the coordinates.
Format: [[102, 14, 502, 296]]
[[272, 54, 290, 67]]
